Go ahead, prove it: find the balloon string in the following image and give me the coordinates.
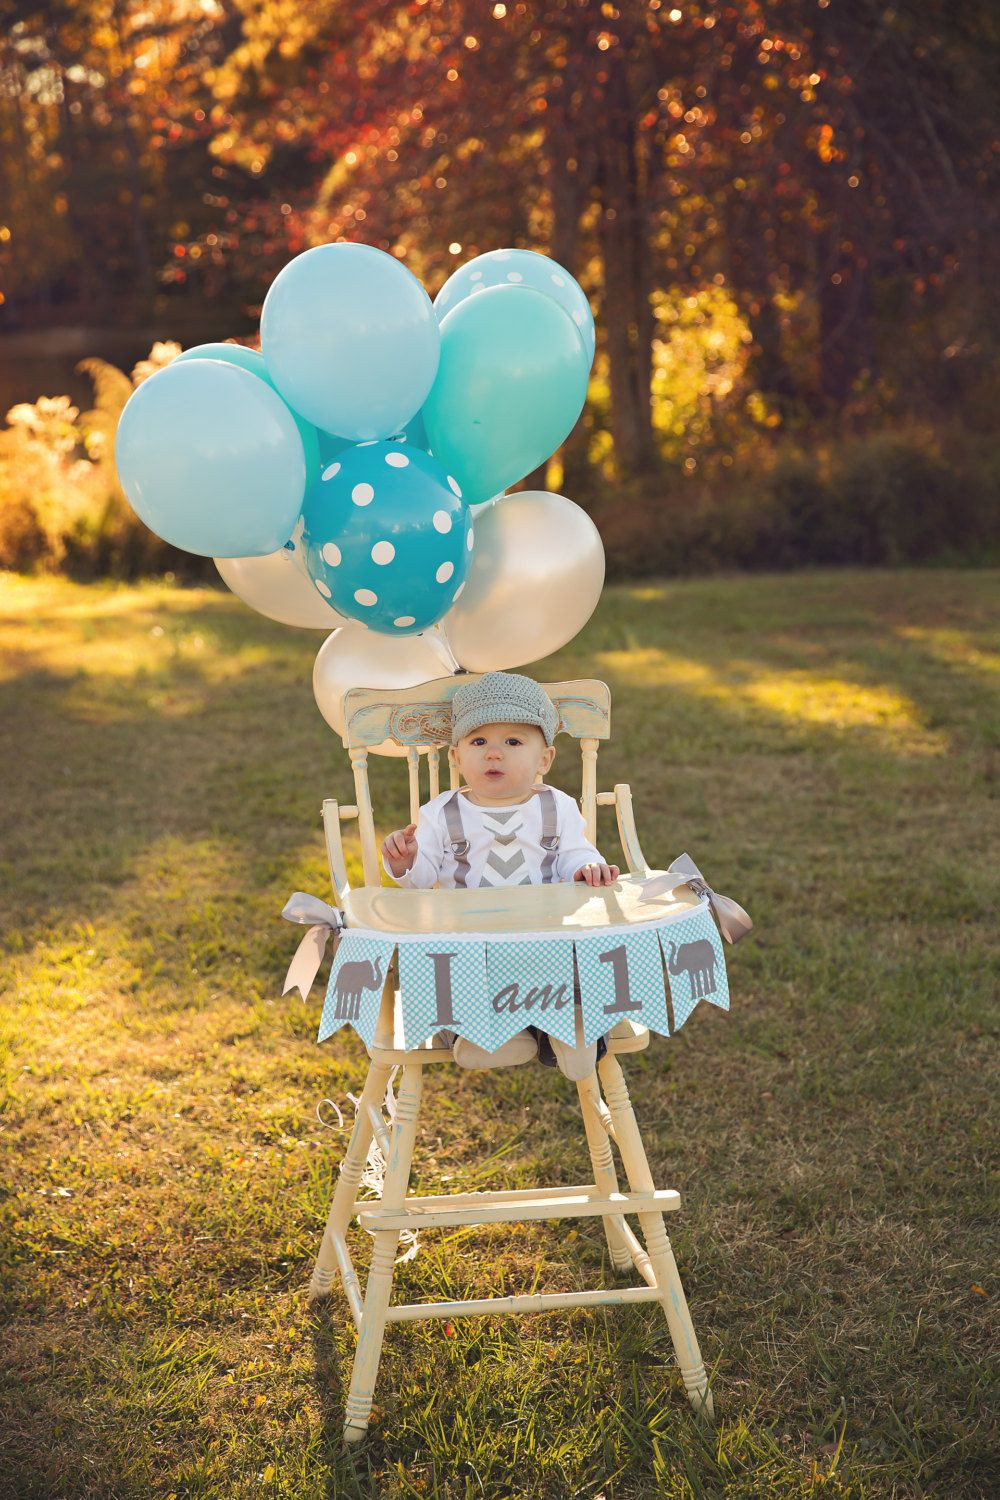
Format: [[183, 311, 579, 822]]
[[424, 624, 462, 675]]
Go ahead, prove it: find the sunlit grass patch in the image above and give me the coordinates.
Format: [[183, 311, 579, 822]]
[[895, 623, 1000, 679], [595, 647, 947, 756]]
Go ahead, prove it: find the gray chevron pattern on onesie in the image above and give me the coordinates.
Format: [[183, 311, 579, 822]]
[[478, 807, 533, 887]]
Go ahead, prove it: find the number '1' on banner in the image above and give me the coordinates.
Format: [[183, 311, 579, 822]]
[[574, 927, 671, 1044]]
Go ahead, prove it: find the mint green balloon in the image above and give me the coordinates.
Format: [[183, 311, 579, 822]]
[[421, 285, 590, 505], [175, 342, 321, 490]]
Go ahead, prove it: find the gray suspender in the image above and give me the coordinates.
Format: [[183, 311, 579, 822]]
[[536, 786, 560, 883], [443, 786, 560, 887], [442, 792, 472, 889]]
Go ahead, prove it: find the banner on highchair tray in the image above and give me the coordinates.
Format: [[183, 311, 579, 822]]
[[280, 855, 751, 1053], [316, 900, 729, 1052]]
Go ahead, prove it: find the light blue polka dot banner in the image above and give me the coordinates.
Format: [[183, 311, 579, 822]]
[[659, 905, 730, 1031], [318, 931, 397, 1048], [396, 939, 490, 1051], [485, 937, 578, 1048], [574, 925, 671, 1045], [314, 901, 731, 1054]]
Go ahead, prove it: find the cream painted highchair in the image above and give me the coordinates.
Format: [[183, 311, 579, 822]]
[[305, 675, 717, 1444]]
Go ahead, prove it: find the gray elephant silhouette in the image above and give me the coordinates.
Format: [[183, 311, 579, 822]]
[[333, 956, 384, 1020], [665, 938, 717, 1002]]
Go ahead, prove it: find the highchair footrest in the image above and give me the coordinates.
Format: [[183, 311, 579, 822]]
[[356, 1185, 680, 1231]]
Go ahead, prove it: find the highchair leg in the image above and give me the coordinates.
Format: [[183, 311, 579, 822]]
[[343, 1062, 424, 1444], [576, 1073, 634, 1274], [597, 1052, 716, 1421], [309, 1059, 394, 1304]]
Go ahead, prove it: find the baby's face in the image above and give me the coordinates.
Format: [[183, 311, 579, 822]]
[[453, 722, 555, 804]]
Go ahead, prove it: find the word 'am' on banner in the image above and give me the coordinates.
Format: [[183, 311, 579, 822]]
[[315, 904, 731, 1052]]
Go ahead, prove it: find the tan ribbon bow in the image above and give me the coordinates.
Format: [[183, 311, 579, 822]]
[[281, 892, 346, 998], [638, 854, 753, 944]]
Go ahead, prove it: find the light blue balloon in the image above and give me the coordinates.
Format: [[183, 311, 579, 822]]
[[435, 248, 595, 364], [302, 440, 471, 634], [260, 243, 440, 441], [421, 285, 590, 505], [174, 342, 321, 490], [115, 359, 307, 558]]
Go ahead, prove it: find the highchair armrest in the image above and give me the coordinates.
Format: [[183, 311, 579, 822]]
[[610, 783, 652, 878]]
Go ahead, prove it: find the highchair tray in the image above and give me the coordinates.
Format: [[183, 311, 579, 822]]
[[342, 871, 703, 937]]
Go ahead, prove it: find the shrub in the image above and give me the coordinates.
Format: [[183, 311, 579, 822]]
[[0, 343, 208, 579], [593, 427, 999, 577]]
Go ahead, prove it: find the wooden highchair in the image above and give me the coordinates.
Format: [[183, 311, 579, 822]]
[[309, 676, 715, 1444]]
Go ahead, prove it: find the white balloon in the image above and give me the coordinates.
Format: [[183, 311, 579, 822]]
[[313, 626, 454, 758], [215, 522, 344, 630], [441, 490, 604, 672]]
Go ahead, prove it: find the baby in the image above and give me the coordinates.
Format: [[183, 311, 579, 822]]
[[381, 671, 620, 1080]]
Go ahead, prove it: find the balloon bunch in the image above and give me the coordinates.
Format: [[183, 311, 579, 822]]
[[115, 243, 605, 754]]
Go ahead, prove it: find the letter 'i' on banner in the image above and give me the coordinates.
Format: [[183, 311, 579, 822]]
[[318, 932, 396, 1047], [484, 937, 578, 1048], [659, 906, 730, 1030], [396, 939, 490, 1050], [573, 927, 671, 1044]]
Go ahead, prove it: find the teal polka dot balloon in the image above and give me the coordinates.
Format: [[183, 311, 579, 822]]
[[301, 439, 472, 634]]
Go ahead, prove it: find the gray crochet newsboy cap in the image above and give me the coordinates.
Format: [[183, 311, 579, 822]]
[[451, 671, 558, 746]]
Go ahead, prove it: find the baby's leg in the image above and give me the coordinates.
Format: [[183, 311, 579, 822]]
[[452, 1030, 537, 1069], [533, 988, 609, 1081]]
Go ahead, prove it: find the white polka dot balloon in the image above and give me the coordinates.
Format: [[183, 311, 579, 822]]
[[433, 248, 595, 364], [301, 439, 471, 634]]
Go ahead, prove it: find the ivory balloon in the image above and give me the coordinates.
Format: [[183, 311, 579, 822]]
[[313, 626, 452, 757], [215, 522, 346, 630], [441, 490, 604, 672]]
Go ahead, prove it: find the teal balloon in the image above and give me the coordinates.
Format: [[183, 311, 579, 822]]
[[317, 428, 352, 470], [174, 341, 321, 490], [398, 409, 429, 451], [302, 439, 470, 635], [260, 242, 440, 441], [435, 248, 595, 364], [421, 285, 590, 505], [317, 410, 428, 473], [115, 359, 307, 558]]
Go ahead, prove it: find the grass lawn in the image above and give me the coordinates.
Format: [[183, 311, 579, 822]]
[[1, 568, 997, 1499]]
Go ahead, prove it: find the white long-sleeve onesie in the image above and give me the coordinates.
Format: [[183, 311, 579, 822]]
[[383, 785, 604, 889]]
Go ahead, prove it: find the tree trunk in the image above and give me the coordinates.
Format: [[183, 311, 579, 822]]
[[598, 64, 655, 478], [818, 223, 875, 409], [53, 55, 106, 318], [544, 111, 590, 496]]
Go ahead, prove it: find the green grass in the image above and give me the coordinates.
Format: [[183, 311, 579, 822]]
[[1, 568, 997, 1499]]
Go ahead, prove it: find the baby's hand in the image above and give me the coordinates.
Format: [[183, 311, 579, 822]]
[[382, 823, 418, 877], [573, 862, 621, 887]]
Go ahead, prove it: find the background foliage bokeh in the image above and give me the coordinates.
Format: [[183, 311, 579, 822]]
[[1, 0, 998, 576]]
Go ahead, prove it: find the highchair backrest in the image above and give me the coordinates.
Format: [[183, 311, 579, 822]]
[[323, 675, 650, 898]]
